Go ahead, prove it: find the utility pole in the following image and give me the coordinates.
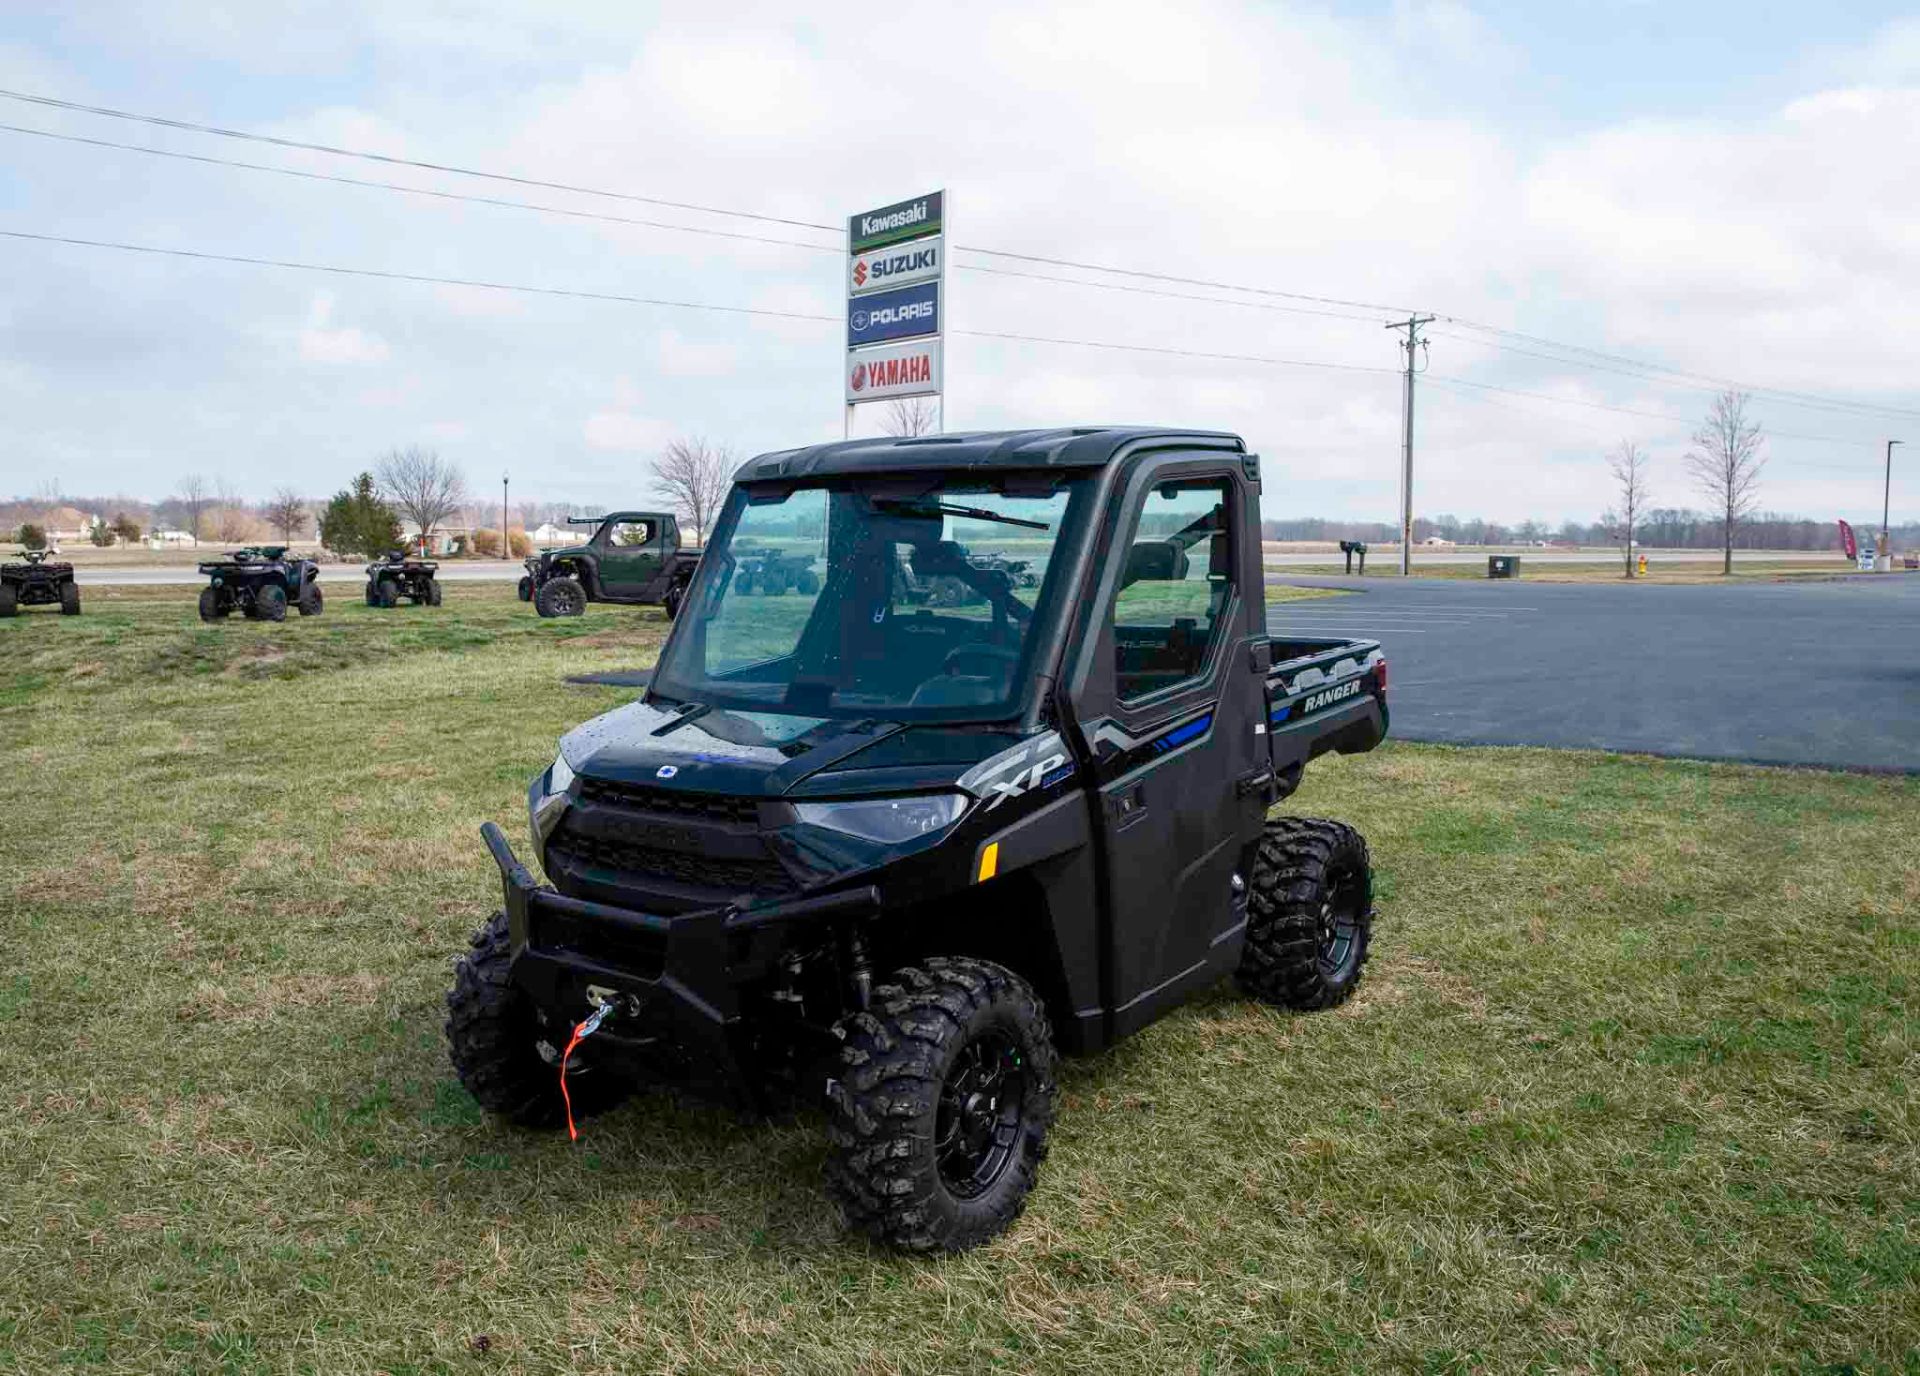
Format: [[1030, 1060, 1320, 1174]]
[[1882, 440, 1902, 573], [1386, 315, 1435, 575], [502, 472, 509, 563]]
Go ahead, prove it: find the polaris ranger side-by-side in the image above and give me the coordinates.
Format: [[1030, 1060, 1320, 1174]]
[[519, 511, 702, 619], [447, 428, 1388, 1252]]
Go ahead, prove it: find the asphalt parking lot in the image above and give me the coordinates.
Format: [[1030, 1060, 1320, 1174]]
[[1269, 574, 1920, 772]]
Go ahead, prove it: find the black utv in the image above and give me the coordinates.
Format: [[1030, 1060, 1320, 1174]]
[[0, 550, 79, 617], [447, 428, 1389, 1253], [197, 546, 324, 622], [364, 552, 442, 608]]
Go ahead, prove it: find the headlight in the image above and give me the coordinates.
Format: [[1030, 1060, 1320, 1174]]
[[529, 752, 576, 856], [793, 793, 968, 845]]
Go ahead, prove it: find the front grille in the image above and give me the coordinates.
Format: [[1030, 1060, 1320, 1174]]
[[576, 777, 758, 825], [547, 828, 796, 899]]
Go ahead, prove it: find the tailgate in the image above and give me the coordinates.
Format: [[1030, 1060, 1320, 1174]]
[[1262, 636, 1388, 794]]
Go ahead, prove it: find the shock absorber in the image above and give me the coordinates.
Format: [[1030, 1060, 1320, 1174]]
[[844, 928, 873, 1012]]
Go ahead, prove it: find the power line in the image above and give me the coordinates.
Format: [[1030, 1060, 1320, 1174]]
[[1438, 318, 1920, 423], [0, 87, 843, 233], [0, 120, 845, 256], [6, 83, 1912, 426], [0, 227, 1399, 377]]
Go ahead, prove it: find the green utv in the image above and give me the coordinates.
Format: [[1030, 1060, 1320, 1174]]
[[448, 429, 1388, 1252], [519, 511, 702, 620], [197, 547, 323, 621]]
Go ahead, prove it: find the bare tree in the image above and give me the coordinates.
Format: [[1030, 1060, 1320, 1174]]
[[264, 488, 309, 543], [213, 477, 253, 541], [880, 397, 938, 437], [375, 445, 468, 545], [1603, 440, 1651, 578], [1685, 391, 1765, 575], [651, 437, 733, 546], [175, 474, 211, 546]]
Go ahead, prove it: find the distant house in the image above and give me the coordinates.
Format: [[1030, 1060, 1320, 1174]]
[[529, 522, 568, 546], [1422, 536, 1457, 548], [147, 528, 195, 548], [399, 521, 473, 556], [41, 506, 96, 543]]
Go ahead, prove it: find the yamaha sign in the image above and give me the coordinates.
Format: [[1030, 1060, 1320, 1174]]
[[845, 189, 944, 424], [846, 337, 941, 403]]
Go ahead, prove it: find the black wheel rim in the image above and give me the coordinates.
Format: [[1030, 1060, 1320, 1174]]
[[934, 1032, 1027, 1199], [1317, 865, 1365, 981]]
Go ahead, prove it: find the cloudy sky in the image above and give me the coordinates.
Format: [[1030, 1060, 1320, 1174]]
[[1, 0, 1916, 523]]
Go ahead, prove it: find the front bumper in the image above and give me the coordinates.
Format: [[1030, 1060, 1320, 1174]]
[[480, 822, 876, 1103]]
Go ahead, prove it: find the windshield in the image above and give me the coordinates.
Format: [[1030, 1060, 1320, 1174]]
[[651, 474, 1091, 721]]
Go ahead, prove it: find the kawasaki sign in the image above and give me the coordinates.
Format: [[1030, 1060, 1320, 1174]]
[[848, 191, 943, 254], [845, 189, 945, 423]]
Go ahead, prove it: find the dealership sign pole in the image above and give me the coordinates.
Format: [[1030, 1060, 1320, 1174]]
[[845, 190, 944, 436]]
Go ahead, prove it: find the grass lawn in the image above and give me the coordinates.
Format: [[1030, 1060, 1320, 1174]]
[[1, 585, 1915, 1373]]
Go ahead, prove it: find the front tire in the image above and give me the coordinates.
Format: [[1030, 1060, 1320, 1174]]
[[445, 910, 630, 1129], [255, 583, 288, 622], [517, 575, 533, 602], [1237, 817, 1374, 1011], [661, 584, 682, 621], [375, 576, 400, 609], [827, 957, 1058, 1253], [298, 583, 324, 617], [535, 576, 585, 618], [426, 578, 443, 607], [197, 587, 226, 622], [0, 584, 16, 617]]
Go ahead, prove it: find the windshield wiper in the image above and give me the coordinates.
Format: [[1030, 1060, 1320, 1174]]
[[873, 499, 1050, 531]]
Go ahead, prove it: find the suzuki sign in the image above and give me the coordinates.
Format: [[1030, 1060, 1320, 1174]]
[[850, 235, 942, 297], [846, 337, 941, 403]]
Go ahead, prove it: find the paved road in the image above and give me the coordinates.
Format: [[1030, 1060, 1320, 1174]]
[[73, 561, 526, 585], [1268, 575, 1920, 771]]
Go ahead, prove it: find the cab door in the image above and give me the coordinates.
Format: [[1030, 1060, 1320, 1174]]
[[597, 517, 665, 599], [1068, 456, 1270, 1039]]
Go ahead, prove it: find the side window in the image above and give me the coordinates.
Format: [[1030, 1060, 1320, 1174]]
[[1109, 477, 1234, 702], [612, 521, 654, 546]]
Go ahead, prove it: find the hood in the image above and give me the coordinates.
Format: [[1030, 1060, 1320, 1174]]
[[558, 699, 1025, 799]]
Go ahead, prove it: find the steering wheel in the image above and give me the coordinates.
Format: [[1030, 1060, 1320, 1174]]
[[943, 643, 1021, 678]]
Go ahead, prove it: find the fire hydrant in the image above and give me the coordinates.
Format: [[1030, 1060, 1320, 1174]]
[[1637, 554, 1648, 576]]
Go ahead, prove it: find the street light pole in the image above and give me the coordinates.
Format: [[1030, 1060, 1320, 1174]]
[[1882, 440, 1901, 572], [502, 472, 509, 563]]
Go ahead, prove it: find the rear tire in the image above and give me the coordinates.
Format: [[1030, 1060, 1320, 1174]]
[[298, 583, 324, 617], [1237, 817, 1374, 1011], [794, 569, 820, 596], [59, 582, 80, 615], [0, 584, 16, 617], [445, 910, 630, 1129], [535, 577, 585, 618], [426, 578, 443, 607], [826, 957, 1057, 1253], [255, 584, 288, 623], [517, 575, 533, 602], [364, 580, 379, 607], [197, 587, 225, 622], [375, 576, 399, 609]]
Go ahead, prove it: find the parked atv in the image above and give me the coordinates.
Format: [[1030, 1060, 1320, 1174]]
[[446, 427, 1388, 1254], [0, 550, 79, 617], [197, 547, 323, 622], [364, 552, 443, 608], [732, 547, 821, 596], [521, 511, 701, 620]]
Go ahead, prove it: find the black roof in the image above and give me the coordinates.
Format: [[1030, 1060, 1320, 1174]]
[[732, 427, 1244, 483]]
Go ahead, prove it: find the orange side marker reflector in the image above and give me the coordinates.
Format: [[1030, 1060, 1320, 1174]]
[[977, 842, 999, 883]]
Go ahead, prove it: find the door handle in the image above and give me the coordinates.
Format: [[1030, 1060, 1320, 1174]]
[[1236, 767, 1275, 798]]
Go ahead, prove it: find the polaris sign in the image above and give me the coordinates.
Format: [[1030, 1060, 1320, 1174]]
[[848, 191, 943, 254], [845, 337, 941, 403], [847, 280, 939, 348], [850, 236, 942, 297]]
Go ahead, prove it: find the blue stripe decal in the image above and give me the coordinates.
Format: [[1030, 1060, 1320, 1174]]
[[1269, 703, 1292, 722], [1150, 712, 1213, 753]]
